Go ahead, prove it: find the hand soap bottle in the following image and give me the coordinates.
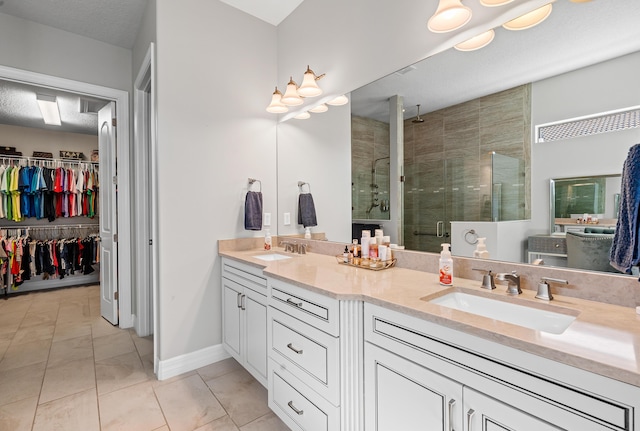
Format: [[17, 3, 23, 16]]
[[473, 237, 490, 259], [264, 229, 272, 251], [439, 243, 453, 286]]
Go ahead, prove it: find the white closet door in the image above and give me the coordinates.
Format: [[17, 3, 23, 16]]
[[99, 101, 119, 325]]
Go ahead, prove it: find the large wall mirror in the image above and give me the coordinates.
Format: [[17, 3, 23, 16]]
[[276, 0, 640, 276]]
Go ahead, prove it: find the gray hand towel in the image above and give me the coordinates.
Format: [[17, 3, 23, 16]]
[[298, 193, 317, 228], [244, 191, 263, 231], [610, 143, 640, 273]]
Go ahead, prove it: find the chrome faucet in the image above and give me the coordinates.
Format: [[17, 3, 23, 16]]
[[496, 271, 522, 295], [281, 241, 296, 253], [536, 277, 568, 301], [472, 268, 496, 290], [297, 243, 307, 255]]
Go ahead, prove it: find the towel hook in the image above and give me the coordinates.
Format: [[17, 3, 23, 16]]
[[298, 181, 311, 193], [248, 178, 262, 192]]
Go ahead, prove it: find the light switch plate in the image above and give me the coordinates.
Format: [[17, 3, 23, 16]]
[[284, 212, 291, 226], [264, 212, 271, 226]]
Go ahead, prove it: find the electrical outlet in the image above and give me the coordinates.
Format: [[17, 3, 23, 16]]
[[284, 212, 291, 226], [264, 212, 271, 226]]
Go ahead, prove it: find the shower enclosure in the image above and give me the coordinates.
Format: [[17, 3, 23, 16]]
[[404, 152, 524, 253], [353, 156, 391, 220]]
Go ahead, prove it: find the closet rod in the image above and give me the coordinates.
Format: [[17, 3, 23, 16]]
[[0, 154, 99, 165], [10, 224, 100, 230]]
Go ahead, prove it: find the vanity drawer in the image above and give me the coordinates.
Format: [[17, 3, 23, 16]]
[[269, 307, 339, 404], [222, 258, 267, 294], [528, 235, 567, 254], [269, 279, 339, 336], [269, 359, 339, 431]]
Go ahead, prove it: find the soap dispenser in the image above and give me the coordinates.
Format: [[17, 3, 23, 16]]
[[473, 237, 490, 259], [264, 229, 272, 251], [439, 243, 453, 286]]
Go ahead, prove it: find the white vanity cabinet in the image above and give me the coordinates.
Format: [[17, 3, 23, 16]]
[[221, 258, 268, 386], [267, 278, 348, 431], [365, 303, 639, 431]]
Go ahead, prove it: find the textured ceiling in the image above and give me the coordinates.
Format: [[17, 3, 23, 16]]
[[0, 0, 148, 49], [218, 0, 304, 26], [351, 0, 640, 123], [0, 80, 108, 136]]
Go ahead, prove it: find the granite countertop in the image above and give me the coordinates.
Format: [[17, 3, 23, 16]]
[[220, 248, 640, 387]]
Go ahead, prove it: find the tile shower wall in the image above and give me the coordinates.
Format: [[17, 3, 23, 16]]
[[351, 116, 391, 220], [404, 84, 532, 251]]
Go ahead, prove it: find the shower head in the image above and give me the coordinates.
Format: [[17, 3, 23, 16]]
[[412, 104, 424, 123]]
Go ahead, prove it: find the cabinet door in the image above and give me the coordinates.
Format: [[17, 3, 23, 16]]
[[464, 388, 562, 431], [365, 343, 462, 431], [244, 287, 267, 382], [222, 278, 243, 359]]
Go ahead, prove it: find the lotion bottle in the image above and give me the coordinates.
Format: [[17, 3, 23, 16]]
[[473, 237, 490, 259], [439, 243, 453, 286]]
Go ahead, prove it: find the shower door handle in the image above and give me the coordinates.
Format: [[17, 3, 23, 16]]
[[437, 221, 444, 237]]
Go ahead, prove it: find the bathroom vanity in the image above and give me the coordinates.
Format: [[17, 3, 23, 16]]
[[220, 246, 640, 431]]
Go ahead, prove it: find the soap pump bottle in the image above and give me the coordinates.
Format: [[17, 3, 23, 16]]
[[304, 227, 311, 239], [439, 243, 453, 286], [264, 229, 272, 251], [473, 237, 490, 259]]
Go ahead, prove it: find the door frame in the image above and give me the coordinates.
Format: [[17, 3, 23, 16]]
[[0, 64, 133, 328], [133, 43, 158, 349]]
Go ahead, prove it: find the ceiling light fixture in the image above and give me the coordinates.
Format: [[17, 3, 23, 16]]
[[36, 94, 61, 126], [454, 29, 495, 51], [298, 66, 325, 98], [479, 0, 514, 6], [427, 0, 472, 33], [326, 95, 349, 106], [266, 87, 289, 113], [294, 112, 311, 120], [309, 104, 328, 113], [281, 77, 304, 106], [502, 3, 553, 31]]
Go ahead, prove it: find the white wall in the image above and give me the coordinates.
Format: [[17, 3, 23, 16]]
[[155, 0, 277, 360], [132, 0, 157, 78], [0, 12, 131, 92], [0, 124, 97, 157], [277, 102, 351, 241], [530, 51, 640, 236], [451, 221, 531, 263]]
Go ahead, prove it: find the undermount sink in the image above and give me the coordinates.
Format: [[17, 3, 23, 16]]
[[252, 253, 292, 262], [427, 291, 577, 334]]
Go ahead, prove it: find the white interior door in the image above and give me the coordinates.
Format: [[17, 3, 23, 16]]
[[99, 101, 119, 325]]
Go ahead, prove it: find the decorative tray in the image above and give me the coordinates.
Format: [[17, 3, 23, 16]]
[[335, 255, 396, 271]]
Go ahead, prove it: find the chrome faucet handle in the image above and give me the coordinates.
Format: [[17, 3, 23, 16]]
[[298, 243, 307, 255], [472, 268, 496, 290], [536, 277, 568, 301]]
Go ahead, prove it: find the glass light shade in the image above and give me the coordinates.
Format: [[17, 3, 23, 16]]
[[294, 112, 311, 120], [454, 29, 495, 51], [427, 0, 472, 33], [326, 95, 349, 106], [298, 66, 323, 98], [309, 104, 328, 113], [480, 0, 514, 6], [281, 77, 303, 106], [502, 3, 552, 31], [266, 87, 288, 113]]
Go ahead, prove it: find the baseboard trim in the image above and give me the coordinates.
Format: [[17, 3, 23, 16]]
[[157, 344, 231, 380]]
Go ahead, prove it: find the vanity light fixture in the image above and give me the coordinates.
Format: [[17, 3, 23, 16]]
[[454, 29, 495, 51], [427, 0, 472, 33], [479, 0, 514, 6], [36, 94, 61, 126], [294, 112, 311, 120], [309, 104, 328, 113], [298, 66, 325, 98], [281, 77, 304, 106], [326, 95, 349, 106], [266, 87, 289, 113], [502, 3, 553, 31]]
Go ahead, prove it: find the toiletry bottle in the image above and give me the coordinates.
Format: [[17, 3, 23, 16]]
[[439, 243, 453, 286], [305, 227, 311, 239], [473, 237, 490, 259], [369, 238, 378, 259], [361, 236, 370, 259], [352, 239, 360, 258], [264, 229, 272, 251], [343, 246, 349, 263]]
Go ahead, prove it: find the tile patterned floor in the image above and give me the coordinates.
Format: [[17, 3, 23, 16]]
[[0, 285, 290, 431]]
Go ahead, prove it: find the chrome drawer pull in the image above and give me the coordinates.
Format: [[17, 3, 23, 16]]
[[288, 401, 304, 415], [287, 343, 303, 354], [448, 399, 456, 431], [286, 298, 303, 308], [467, 409, 475, 431], [236, 292, 242, 308]]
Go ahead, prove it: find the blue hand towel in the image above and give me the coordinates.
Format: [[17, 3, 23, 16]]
[[609, 143, 640, 273], [298, 193, 317, 228], [244, 191, 263, 231]]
